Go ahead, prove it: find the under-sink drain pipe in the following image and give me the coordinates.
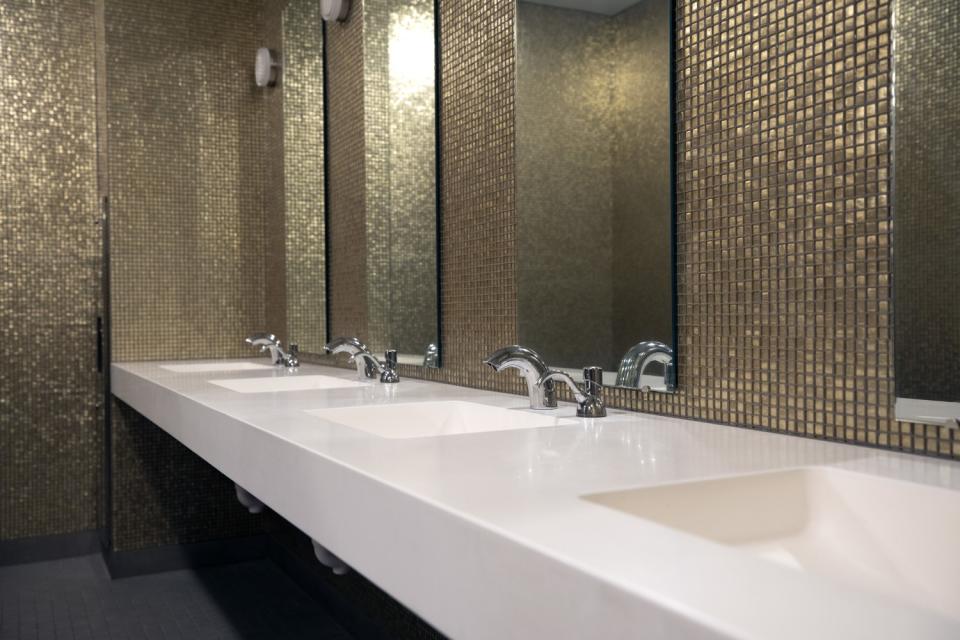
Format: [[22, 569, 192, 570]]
[[234, 483, 349, 575], [234, 484, 265, 514], [312, 539, 350, 575]]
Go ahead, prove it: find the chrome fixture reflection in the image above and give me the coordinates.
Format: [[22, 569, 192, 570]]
[[254, 47, 279, 88], [423, 343, 440, 368], [538, 367, 607, 418], [616, 340, 675, 392], [324, 336, 400, 383], [484, 345, 557, 409], [320, 0, 350, 22], [245, 332, 299, 368]]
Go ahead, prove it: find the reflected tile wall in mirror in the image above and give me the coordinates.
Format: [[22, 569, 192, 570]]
[[893, 0, 960, 409], [327, 0, 439, 366], [516, 0, 673, 383], [367, 0, 439, 362], [281, 0, 327, 354]]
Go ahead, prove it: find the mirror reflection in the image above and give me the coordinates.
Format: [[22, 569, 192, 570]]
[[893, 0, 960, 424], [329, 0, 440, 367], [279, 0, 327, 354], [515, 0, 675, 390]]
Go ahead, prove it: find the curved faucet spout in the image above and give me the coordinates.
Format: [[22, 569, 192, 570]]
[[324, 336, 379, 379], [323, 337, 399, 382], [483, 345, 556, 409], [616, 340, 675, 391], [324, 336, 370, 356], [245, 333, 299, 367], [246, 333, 281, 364]]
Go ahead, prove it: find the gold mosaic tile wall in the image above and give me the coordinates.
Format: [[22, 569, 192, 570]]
[[659, 0, 959, 458], [0, 0, 103, 541], [104, 0, 275, 551], [892, 0, 960, 403], [321, 0, 957, 459], [111, 402, 260, 551], [590, 0, 951, 458], [106, 0, 270, 361]]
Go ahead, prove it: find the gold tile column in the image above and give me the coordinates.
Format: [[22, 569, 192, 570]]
[[0, 0, 103, 541]]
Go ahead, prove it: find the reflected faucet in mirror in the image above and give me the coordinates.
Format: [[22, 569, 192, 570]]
[[423, 343, 440, 368], [324, 336, 400, 383], [245, 332, 300, 368], [616, 340, 675, 393]]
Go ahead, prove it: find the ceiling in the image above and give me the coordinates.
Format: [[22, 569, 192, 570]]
[[522, 0, 646, 16]]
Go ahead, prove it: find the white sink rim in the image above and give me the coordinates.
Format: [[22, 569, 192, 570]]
[[583, 466, 960, 622], [160, 361, 274, 373], [307, 400, 580, 439], [209, 374, 366, 393]]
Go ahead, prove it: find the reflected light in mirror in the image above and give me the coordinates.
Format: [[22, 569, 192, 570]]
[[389, 10, 435, 99]]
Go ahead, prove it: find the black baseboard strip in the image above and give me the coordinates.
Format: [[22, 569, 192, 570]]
[[0, 530, 103, 567], [103, 535, 268, 579]]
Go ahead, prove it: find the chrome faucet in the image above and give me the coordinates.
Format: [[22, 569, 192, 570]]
[[538, 367, 607, 418], [484, 345, 556, 409], [323, 336, 400, 383], [616, 340, 675, 392], [245, 333, 299, 368]]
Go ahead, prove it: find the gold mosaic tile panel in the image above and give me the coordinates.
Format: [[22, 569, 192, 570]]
[[106, 0, 270, 361], [0, 0, 103, 541], [111, 401, 260, 551], [104, 0, 276, 551], [619, 0, 950, 459]]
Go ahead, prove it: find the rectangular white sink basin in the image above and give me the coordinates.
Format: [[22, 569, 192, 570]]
[[160, 362, 274, 373], [585, 467, 960, 621], [209, 375, 365, 393], [307, 400, 578, 439]]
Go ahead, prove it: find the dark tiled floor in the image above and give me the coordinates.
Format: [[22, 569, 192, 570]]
[[0, 555, 352, 640]]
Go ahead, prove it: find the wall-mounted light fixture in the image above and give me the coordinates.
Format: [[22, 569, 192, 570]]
[[255, 47, 279, 88], [321, 0, 351, 22]]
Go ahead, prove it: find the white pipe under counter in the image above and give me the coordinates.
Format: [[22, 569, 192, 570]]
[[112, 360, 960, 640]]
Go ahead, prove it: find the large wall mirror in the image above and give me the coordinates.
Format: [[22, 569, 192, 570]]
[[515, 0, 676, 391], [326, 0, 441, 368], [279, 0, 327, 355], [893, 0, 960, 425], [368, 0, 440, 367]]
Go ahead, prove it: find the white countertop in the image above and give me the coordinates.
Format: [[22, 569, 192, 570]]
[[112, 360, 960, 640]]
